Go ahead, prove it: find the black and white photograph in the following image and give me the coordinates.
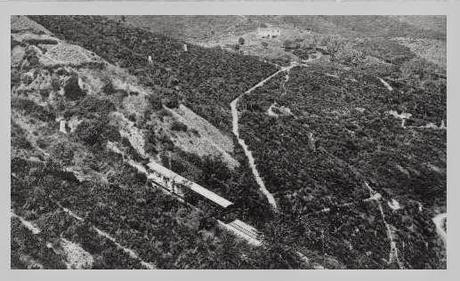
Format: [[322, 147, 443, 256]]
[[10, 14, 447, 270]]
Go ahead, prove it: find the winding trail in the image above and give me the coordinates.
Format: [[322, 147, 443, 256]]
[[230, 55, 322, 211], [364, 182, 404, 269], [230, 63, 300, 210]]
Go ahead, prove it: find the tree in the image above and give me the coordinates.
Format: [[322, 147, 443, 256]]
[[334, 44, 366, 67], [257, 216, 305, 269], [400, 58, 444, 88], [51, 140, 75, 166], [75, 95, 116, 120], [322, 35, 345, 59], [261, 41, 268, 49], [145, 94, 162, 111], [170, 120, 188, 132], [238, 37, 245, 45], [63, 73, 86, 101], [102, 79, 115, 95], [75, 119, 105, 146]]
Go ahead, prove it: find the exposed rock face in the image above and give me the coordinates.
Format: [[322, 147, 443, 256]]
[[64, 73, 85, 101]]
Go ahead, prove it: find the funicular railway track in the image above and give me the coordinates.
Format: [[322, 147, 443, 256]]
[[106, 141, 330, 267], [107, 142, 263, 246]]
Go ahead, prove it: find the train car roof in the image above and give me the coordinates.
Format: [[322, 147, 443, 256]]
[[147, 161, 234, 208]]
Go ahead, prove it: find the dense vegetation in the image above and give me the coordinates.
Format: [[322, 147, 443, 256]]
[[238, 62, 446, 268], [12, 152, 300, 269], [11, 15, 446, 269], [355, 38, 416, 65]]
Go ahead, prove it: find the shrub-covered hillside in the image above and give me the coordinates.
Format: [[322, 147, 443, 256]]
[[238, 61, 446, 268], [11, 16, 318, 269], [11, 15, 446, 270]]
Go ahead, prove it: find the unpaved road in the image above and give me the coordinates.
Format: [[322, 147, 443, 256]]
[[230, 64, 299, 210], [230, 54, 322, 211]]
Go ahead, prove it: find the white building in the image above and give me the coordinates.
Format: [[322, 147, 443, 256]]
[[257, 27, 281, 39]]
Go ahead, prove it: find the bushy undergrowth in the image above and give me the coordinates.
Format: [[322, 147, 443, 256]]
[[12, 98, 55, 122], [10, 154, 306, 269], [238, 65, 445, 268], [355, 39, 416, 65]]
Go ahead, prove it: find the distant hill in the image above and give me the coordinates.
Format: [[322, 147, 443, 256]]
[[110, 15, 446, 44], [393, 15, 446, 38]]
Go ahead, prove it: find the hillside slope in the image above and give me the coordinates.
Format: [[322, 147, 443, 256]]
[[11, 15, 446, 269], [12, 15, 316, 269]]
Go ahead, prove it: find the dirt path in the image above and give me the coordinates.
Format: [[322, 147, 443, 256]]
[[364, 182, 404, 269], [377, 77, 394, 91], [12, 212, 41, 235], [230, 54, 322, 211], [230, 66, 293, 210]]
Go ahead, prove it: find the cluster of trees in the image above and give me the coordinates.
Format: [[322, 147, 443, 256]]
[[30, 15, 277, 131], [400, 57, 446, 88], [11, 122, 33, 151], [12, 98, 56, 122], [64, 95, 116, 121], [317, 35, 367, 67], [63, 73, 86, 101], [170, 120, 188, 132], [58, 94, 121, 149], [355, 38, 416, 65]]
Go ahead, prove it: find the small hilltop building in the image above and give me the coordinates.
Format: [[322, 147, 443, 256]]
[[257, 27, 281, 39]]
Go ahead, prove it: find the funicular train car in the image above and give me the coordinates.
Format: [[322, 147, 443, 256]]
[[145, 161, 238, 223], [145, 161, 261, 244]]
